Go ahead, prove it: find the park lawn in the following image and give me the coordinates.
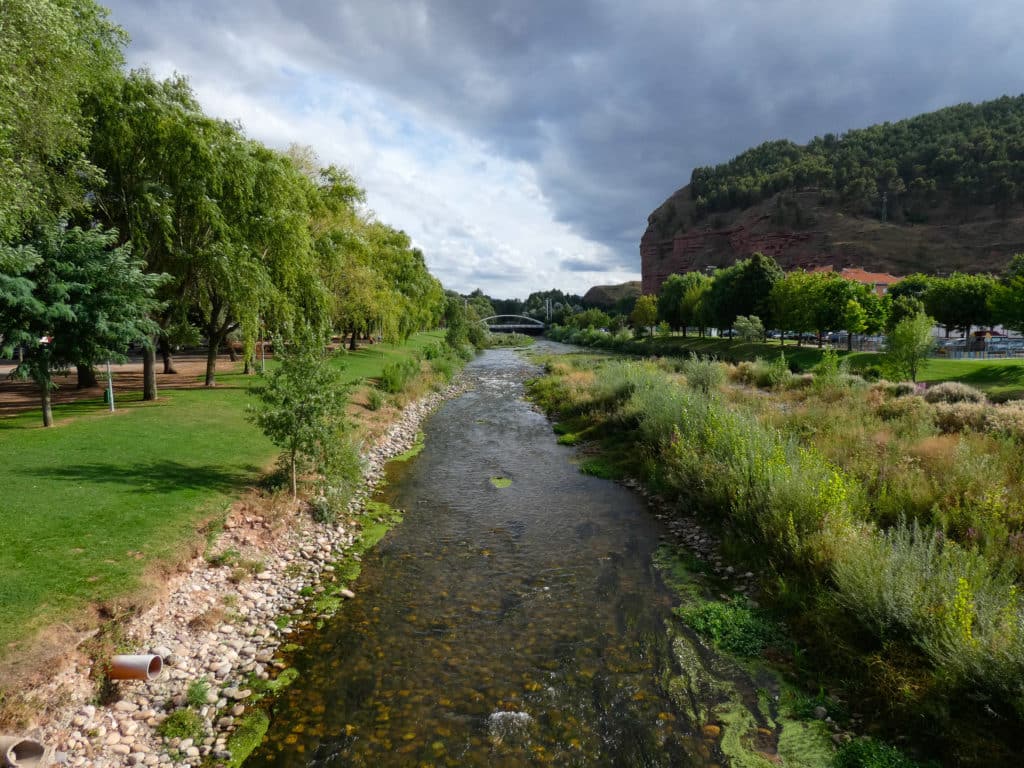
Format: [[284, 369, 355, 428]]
[[917, 357, 1024, 399], [0, 331, 444, 662]]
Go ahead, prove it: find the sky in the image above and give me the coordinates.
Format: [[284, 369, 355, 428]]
[[101, 1, 1024, 299]]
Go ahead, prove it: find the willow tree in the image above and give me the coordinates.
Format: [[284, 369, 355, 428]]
[[0, 0, 125, 241], [86, 71, 211, 398]]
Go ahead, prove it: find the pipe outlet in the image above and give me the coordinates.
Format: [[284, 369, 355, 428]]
[[109, 654, 163, 681], [0, 735, 46, 768]]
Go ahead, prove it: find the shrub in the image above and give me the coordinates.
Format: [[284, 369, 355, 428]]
[[924, 382, 986, 404], [833, 520, 1024, 700], [813, 348, 841, 389], [756, 352, 792, 389], [431, 355, 456, 383], [421, 341, 444, 360], [678, 354, 725, 394], [887, 381, 917, 397], [986, 401, 1024, 441], [157, 708, 204, 742], [366, 388, 385, 411], [932, 402, 986, 433], [380, 357, 419, 393]]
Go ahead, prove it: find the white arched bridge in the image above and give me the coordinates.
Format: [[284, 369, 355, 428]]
[[481, 315, 546, 335]]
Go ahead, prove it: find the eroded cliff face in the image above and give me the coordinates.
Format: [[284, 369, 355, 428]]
[[641, 187, 1024, 294]]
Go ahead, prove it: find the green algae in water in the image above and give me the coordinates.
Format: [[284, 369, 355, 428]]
[[392, 432, 425, 462], [226, 711, 270, 768], [490, 476, 512, 488]]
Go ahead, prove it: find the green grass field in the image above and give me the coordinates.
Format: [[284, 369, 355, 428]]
[[627, 335, 1024, 399], [0, 331, 445, 662], [916, 357, 1024, 399]]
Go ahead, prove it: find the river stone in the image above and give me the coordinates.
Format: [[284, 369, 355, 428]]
[[486, 711, 533, 746]]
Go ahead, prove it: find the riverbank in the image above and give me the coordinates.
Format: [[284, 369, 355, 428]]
[[23, 373, 469, 767], [526, 350, 1024, 766]]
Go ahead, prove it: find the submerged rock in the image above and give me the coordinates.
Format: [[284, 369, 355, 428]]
[[486, 710, 534, 746]]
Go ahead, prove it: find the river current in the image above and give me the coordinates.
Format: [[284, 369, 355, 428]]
[[246, 346, 715, 766]]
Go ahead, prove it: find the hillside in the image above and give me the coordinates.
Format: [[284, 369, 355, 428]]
[[642, 96, 1024, 293], [582, 281, 641, 309]]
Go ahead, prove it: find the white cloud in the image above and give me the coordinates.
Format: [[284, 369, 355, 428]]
[[117, 14, 629, 299]]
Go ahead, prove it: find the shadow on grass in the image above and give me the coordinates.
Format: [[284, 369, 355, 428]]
[[956, 364, 1024, 387], [23, 459, 261, 494]]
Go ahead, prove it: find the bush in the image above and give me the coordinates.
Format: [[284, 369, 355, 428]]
[[813, 348, 841, 390], [986, 401, 1024, 441], [678, 354, 725, 394], [366, 388, 385, 411], [380, 357, 419, 393], [932, 402, 986, 433], [924, 381, 986, 404], [887, 381, 918, 397], [421, 341, 445, 360], [833, 520, 1024, 700]]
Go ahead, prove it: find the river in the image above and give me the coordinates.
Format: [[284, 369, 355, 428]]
[[246, 345, 721, 767]]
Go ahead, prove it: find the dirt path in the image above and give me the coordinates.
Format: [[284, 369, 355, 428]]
[[0, 355, 242, 416]]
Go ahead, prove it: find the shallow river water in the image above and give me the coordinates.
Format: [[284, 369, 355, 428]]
[[246, 346, 720, 766]]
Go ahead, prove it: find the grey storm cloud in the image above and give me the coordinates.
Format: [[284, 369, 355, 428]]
[[104, 0, 1024, 272]]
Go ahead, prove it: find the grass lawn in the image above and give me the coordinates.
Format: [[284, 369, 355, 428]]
[[916, 357, 1024, 400], [615, 336, 1024, 399], [0, 331, 445, 662]]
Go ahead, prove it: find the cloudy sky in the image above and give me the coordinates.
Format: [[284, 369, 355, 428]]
[[102, 1, 1024, 298]]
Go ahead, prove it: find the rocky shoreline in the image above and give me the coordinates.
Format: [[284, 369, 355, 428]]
[[31, 379, 468, 767]]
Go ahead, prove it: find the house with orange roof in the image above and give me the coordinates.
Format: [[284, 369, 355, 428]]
[[811, 266, 902, 296]]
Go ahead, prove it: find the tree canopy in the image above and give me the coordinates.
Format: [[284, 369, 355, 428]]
[[675, 96, 1024, 227]]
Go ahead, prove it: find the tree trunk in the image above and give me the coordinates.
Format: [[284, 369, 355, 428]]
[[349, 328, 358, 350], [290, 452, 298, 500], [40, 385, 53, 427], [228, 343, 237, 363], [205, 333, 219, 387], [817, 331, 823, 348], [847, 333, 854, 352], [143, 343, 158, 401], [244, 355, 253, 375], [76, 364, 98, 389], [159, 336, 177, 374]]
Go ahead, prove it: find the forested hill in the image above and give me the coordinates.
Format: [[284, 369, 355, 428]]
[[642, 96, 1024, 293]]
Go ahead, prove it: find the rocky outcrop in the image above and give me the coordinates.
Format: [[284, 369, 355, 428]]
[[641, 187, 1024, 294], [581, 281, 641, 309]]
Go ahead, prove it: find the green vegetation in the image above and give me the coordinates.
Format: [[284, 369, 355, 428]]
[[833, 739, 933, 768], [225, 711, 270, 768], [0, 225, 165, 426], [249, 333, 352, 499], [529, 351, 1024, 764], [0, 331, 445, 669], [379, 356, 420, 394], [489, 476, 512, 489], [185, 677, 210, 708], [156, 708, 204, 742], [677, 601, 781, 657], [674, 96, 1024, 225]]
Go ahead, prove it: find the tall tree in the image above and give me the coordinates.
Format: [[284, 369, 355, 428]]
[[631, 295, 658, 336], [0, 224, 164, 426], [924, 272, 996, 339], [0, 0, 125, 241], [990, 254, 1024, 334]]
